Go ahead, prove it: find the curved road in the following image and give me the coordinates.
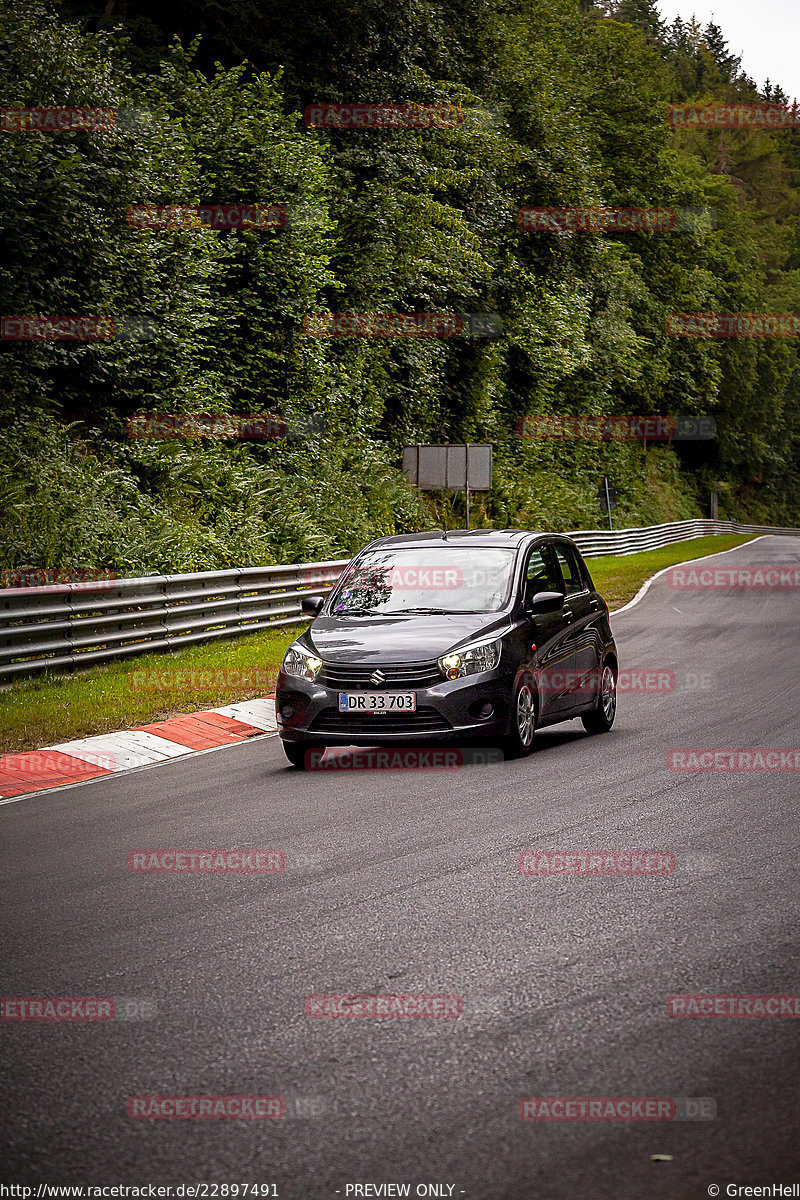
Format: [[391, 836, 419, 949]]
[[2, 535, 799, 1197]]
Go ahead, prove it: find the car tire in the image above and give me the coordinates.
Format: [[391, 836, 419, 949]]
[[281, 740, 314, 769], [581, 661, 617, 734], [501, 677, 537, 759]]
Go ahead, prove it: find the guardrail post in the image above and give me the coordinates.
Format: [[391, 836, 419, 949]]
[[161, 575, 170, 645]]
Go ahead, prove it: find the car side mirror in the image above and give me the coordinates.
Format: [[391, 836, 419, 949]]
[[528, 590, 565, 614], [301, 594, 324, 616]]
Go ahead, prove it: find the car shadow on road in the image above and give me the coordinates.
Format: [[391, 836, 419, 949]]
[[272, 725, 597, 772]]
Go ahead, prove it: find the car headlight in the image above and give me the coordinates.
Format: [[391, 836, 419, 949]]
[[438, 636, 502, 679], [282, 644, 323, 681]]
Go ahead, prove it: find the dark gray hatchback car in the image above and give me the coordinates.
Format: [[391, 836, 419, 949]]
[[276, 529, 618, 767]]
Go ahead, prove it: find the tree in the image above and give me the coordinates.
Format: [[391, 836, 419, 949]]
[[703, 22, 741, 81], [609, 0, 665, 43]]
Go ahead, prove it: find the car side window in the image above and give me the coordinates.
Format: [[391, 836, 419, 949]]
[[552, 545, 586, 596], [525, 546, 561, 594]]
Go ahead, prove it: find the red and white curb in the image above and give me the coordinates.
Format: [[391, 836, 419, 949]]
[[0, 699, 276, 802]]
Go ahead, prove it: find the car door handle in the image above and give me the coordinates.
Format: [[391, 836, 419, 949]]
[[563, 607, 575, 622]]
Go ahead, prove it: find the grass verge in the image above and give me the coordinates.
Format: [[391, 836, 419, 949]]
[[0, 533, 757, 755]]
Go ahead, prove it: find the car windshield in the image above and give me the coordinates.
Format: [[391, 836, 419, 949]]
[[330, 547, 516, 615]]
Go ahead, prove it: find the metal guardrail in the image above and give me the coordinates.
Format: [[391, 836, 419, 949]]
[[1, 519, 798, 682], [0, 560, 348, 682], [566, 517, 800, 559]]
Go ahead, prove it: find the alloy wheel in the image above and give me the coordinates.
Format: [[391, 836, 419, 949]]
[[516, 684, 536, 747], [601, 665, 616, 722]]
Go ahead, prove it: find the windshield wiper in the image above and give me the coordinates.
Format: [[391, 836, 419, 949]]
[[397, 607, 459, 615], [339, 606, 489, 616]]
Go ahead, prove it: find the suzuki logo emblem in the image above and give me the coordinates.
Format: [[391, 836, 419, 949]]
[[370, 669, 386, 685]]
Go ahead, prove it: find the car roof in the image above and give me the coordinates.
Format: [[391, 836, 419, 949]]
[[365, 528, 572, 551]]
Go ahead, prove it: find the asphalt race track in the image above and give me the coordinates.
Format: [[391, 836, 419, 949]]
[[2, 535, 799, 1198]]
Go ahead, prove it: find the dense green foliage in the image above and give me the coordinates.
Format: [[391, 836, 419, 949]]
[[1, 0, 798, 571]]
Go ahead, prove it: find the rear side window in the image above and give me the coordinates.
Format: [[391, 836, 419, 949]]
[[552, 544, 587, 596]]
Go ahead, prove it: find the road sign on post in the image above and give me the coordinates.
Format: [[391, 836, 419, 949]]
[[597, 477, 618, 530], [402, 444, 492, 530]]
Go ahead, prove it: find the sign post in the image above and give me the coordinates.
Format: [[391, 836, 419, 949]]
[[597, 477, 618, 530], [465, 443, 470, 530]]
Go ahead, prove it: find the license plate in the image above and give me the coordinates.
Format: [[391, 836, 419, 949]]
[[338, 691, 417, 713]]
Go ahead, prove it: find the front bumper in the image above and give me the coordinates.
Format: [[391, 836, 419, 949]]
[[276, 665, 510, 745]]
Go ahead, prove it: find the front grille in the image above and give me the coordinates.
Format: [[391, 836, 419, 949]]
[[319, 660, 442, 690], [309, 706, 452, 736]]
